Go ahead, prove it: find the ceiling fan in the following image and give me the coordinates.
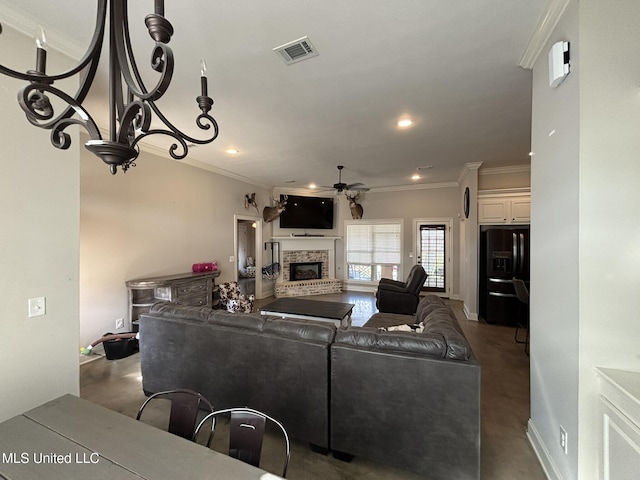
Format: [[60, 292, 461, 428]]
[[325, 165, 369, 193]]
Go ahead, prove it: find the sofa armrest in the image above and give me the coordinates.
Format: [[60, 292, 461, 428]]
[[378, 278, 407, 289]]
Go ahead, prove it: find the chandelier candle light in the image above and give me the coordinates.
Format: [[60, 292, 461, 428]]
[[0, 0, 219, 174]]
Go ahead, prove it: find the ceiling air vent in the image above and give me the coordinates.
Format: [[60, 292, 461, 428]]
[[273, 36, 319, 65]]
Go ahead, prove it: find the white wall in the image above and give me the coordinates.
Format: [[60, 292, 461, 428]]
[[528, 1, 640, 478], [578, 0, 640, 477], [79, 145, 273, 347], [459, 165, 480, 319], [529, 2, 580, 477], [0, 27, 80, 421]]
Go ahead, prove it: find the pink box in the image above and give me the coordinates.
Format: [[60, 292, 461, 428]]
[[192, 262, 218, 272]]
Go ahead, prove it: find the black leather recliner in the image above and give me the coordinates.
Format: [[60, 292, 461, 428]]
[[375, 265, 428, 314]]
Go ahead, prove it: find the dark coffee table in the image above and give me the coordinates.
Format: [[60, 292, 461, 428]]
[[259, 298, 355, 327]]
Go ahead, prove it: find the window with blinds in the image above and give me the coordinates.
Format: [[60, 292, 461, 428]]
[[345, 221, 402, 283], [419, 224, 446, 291]]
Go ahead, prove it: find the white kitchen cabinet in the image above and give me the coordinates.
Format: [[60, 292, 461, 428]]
[[478, 195, 530, 224]]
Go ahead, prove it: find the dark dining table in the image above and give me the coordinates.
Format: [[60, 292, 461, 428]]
[[0, 394, 280, 479]]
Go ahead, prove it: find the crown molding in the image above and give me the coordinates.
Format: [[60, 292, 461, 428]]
[[175, 157, 273, 191], [479, 187, 531, 197], [458, 162, 484, 184], [275, 181, 460, 197], [0, 2, 86, 60], [518, 0, 571, 69], [84, 132, 273, 191], [371, 181, 460, 193]]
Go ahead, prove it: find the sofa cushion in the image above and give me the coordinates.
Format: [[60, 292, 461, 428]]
[[208, 311, 265, 331], [415, 295, 448, 320], [263, 318, 336, 343], [423, 310, 464, 333], [359, 294, 473, 361], [334, 328, 447, 358], [148, 301, 212, 322]]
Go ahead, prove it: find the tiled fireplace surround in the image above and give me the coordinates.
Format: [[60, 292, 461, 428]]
[[273, 237, 342, 298]]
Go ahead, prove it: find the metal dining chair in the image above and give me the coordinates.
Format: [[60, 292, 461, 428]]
[[512, 277, 530, 356], [136, 389, 215, 446], [193, 407, 291, 478]]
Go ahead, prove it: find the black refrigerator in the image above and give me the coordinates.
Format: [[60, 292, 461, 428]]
[[479, 226, 530, 325]]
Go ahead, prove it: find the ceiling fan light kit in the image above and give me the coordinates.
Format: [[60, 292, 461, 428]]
[[0, 0, 219, 174], [329, 165, 369, 193]]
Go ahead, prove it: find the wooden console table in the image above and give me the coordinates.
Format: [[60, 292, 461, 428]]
[[126, 270, 221, 328]]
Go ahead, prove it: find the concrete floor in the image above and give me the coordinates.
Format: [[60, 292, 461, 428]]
[[80, 292, 546, 479]]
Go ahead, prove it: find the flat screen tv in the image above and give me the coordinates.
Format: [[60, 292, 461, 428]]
[[279, 195, 334, 229]]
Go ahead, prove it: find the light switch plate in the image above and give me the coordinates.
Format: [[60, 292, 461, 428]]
[[28, 297, 46, 317]]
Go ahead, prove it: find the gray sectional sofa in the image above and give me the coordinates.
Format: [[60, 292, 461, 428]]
[[331, 296, 481, 480], [138, 295, 480, 479]]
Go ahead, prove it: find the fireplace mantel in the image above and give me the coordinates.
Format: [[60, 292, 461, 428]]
[[272, 236, 341, 242]]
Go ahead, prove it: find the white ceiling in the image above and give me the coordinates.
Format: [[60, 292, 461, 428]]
[[1, 0, 545, 190]]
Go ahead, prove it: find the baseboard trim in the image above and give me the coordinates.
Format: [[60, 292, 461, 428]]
[[343, 284, 377, 293], [527, 418, 561, 480], [463, 303, 479, 321]]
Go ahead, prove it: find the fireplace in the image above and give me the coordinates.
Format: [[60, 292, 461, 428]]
[[289, 262, 323, 281], [273, 237, 342, 297]]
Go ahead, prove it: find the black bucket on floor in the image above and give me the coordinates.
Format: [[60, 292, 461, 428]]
[[102, 333, 139, 360]]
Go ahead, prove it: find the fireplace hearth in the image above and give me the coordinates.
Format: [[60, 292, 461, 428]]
[[290, 261, 323, 281]]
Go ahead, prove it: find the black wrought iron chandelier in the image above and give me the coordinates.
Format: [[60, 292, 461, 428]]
[[0, 0, 219, 174]]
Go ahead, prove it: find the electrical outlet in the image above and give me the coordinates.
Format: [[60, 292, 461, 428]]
[[559, 426, 568, 454], [28, 297, 46, 317], [115, 318, 124, 329]]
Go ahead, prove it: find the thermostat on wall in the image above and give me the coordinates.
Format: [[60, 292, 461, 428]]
[[549, 41, 570, 88]]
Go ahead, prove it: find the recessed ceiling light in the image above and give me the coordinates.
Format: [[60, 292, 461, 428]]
[[309, 183, 317, 189], [411, 174, 421, 180], [398, 118, 413, 128], [226, 148, 238, 155]]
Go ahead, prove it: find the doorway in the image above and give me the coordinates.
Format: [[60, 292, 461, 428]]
[[413, 218, 452, 296], [234, 215, 262, 298]]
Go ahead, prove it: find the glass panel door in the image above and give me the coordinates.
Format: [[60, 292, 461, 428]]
[[418, 224, 446, 292]]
